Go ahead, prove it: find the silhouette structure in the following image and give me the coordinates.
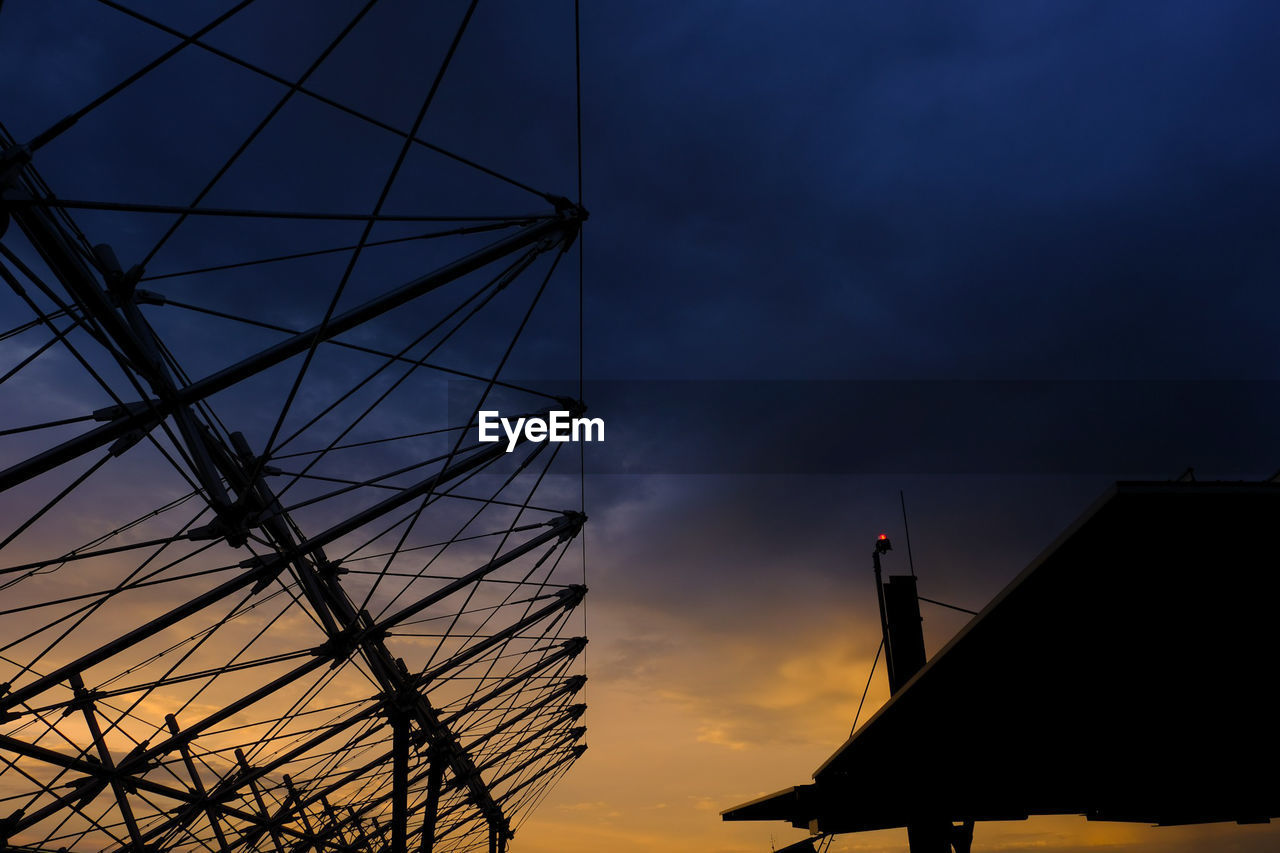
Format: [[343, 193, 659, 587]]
[[0, 3, 589, 851], [724, 481, 1280, 851]]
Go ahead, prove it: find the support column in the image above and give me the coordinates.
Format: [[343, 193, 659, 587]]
[[346, 806, 373, 848], [907, 822, 951, 853], [391, 708, 410, 853], [319, 796, 350, 848], [883, 575, 927, 690], [68, 674, 146, 852], [282, 775, 316, 853], [420, 747, 445, 853], [237, 748, 286, 853], [166, 714, 231, 853]]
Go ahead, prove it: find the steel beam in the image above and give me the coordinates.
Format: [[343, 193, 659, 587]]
[[0, 733, 358, 851], [166, 714, 231, 853], [391, 710, 410, 853], [0, 560, 279, 711], [150, 589, 583, 853], [238, 748, 287, 853], [499, 745, 586, 805], [462, 685, 585, 754], [0, 188, 582, 493], [443, 647, 586, 725], [68, 674, 146, 851], [283, 774, 318, 853], [420, 749, 445, 853], [0, 160, 590, 852], [282, 590, 587, 842]]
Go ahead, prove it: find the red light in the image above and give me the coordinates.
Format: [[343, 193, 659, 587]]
[[878, 533, 888, 540]]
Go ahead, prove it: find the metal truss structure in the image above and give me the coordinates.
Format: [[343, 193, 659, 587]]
[[0, 2, 589, 851]]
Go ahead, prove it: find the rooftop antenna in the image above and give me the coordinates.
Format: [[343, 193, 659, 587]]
[[900, 489, 917, 579]]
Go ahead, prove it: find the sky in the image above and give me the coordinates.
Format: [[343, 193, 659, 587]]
[[2, 1, 1279, 852]]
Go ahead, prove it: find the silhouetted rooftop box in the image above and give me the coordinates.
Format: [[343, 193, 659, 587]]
[[724, 481, 1280, 834]]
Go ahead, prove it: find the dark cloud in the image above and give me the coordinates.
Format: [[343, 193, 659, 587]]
[[581, 0, 1280, 380]]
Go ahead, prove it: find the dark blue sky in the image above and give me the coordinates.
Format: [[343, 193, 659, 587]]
[[6, 1, 1279, 388], [583, 1, 1280, 383], [4, 0, 1280, 681], [4, 0, 1279, 635]]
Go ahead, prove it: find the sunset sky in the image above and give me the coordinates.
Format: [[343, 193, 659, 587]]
[[2, 1, 1279, 852]]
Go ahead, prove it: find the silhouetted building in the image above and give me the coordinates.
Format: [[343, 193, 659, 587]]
[[723, 481, 1280, 851]]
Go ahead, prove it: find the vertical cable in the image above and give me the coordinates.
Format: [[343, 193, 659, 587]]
[[574, 0, 588, 702], [900, 489, 916, 578]]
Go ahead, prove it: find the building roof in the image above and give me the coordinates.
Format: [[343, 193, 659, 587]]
[[723, 481, 1280, 834]]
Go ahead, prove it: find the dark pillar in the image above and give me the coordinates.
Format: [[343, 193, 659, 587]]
[[882, 575, 972, 852], [907, 822, 952, 853], [951, 819, 975, 853], [420, 747, 444, 853], [392, 710, 409, 853], [883, 575, 927, 691]]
